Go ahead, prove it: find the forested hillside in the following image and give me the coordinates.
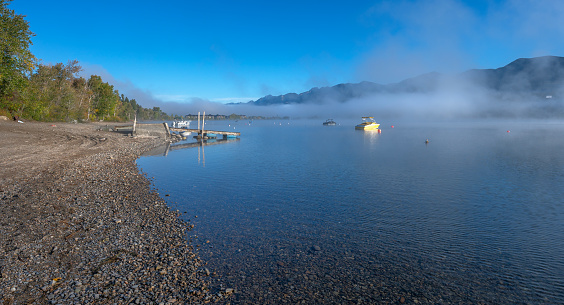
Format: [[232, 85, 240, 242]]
[[0, 0, 173, 122]]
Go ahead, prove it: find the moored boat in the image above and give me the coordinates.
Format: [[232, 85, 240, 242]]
[[172, 120, 191, 128], [355, 117, 380, 130], [323, 119, 337, 126]]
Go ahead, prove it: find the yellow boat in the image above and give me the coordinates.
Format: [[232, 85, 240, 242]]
[[355, 117, 380, 130]]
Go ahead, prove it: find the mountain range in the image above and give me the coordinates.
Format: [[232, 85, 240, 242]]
[[243, 56, 564, 107]]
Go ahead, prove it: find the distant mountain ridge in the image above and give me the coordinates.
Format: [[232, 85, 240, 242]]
[[461, 56, 564, 94], [244, 56, 564, 106]]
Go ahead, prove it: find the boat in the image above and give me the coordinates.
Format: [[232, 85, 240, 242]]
[[323, 119, 337, 126], [355, 117, 380, 130], [172, 120, 190, 128]]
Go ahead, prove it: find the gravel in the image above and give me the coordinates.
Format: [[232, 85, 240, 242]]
[[0, 121, 227, 304]]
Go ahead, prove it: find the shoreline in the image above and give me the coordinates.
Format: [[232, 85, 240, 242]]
[[0, 121, 225, 303]]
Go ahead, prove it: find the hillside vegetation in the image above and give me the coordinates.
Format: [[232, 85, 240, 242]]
[[0, 0, 173, 122]]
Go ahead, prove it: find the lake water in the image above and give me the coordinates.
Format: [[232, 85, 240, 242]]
[[137, 119, 564, 304]]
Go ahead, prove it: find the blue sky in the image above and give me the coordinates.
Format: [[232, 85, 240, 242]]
[[10, 0, 564, 113]]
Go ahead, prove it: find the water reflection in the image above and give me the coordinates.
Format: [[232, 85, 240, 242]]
[[198, 145, 203, 167], [142, 138, 240, 158], [137, 121, 564, 304], [361, 129, 381, 145]]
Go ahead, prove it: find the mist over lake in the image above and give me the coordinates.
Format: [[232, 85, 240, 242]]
[[155, 56, 564, 122], [138, 118, 564, 304]]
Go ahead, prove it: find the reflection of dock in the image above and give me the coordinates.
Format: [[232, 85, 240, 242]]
[[169, 138, 239, 150], [142, 138, 240, 157], [169, 128, 240, 139]]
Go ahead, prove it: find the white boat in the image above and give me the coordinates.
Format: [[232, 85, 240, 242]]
[[172, 120, 191, 128], [355, 117, 380, 130]]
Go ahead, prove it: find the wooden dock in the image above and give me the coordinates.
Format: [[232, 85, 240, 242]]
[[169, 127, 240, 139]]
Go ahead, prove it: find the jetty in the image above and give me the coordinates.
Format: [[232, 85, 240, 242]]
[[108, 111, 241, 140], [168, 127, 240, 139], [167, 111, 240, 140]]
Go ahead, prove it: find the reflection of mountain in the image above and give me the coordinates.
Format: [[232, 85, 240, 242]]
[[244, 56, 564, 106]]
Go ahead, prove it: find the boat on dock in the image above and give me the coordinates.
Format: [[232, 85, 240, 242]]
[[172, 120, 191, 128], [323, 119, 337, 126], [355, 117, 380, 130]]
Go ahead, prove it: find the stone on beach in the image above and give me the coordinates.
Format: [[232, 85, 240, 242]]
[[0, 121, 226, 303]]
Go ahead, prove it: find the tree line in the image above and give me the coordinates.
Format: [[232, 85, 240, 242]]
[[0, 0, 173, 122]]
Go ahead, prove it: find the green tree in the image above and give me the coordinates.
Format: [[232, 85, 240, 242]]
[[119, 99, 134, 120], [0, 0, 37, 115], [152, 106, 161, 120], [25, 60, 85, 120], [25, 63, 57, 120], [71, 76, 92, 120], [88, 75, 118, 120], [48, 60, 81, 120]]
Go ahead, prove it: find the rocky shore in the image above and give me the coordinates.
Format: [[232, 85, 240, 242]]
[[0, 120, 226, 304]]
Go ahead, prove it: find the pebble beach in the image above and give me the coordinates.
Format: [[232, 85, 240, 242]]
[[0, 120, 226, 304]]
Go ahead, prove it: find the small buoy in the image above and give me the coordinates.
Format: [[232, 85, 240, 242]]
[[425, 139, 429, 144], [391, 125, 394, 128], [507, 130, 510, 133], [378, 129, 382, 133]]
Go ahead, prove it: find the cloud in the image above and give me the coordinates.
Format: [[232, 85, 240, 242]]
[[80, 64, 157, 106], [357, 0, 477, 84], [299, 52, 347, 89], [79, 64, 345, 119], [78, 60, 560, 121], [487, 0, 564, 56], [211, 97, 257, 103], [356, 0, 564, 83], [225, 56, 564, 121], [76, 0, 564, 122], [80, 64, 235, 115]]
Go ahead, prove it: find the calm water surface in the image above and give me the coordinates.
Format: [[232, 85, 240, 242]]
[[138, 119, 564, 304]]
